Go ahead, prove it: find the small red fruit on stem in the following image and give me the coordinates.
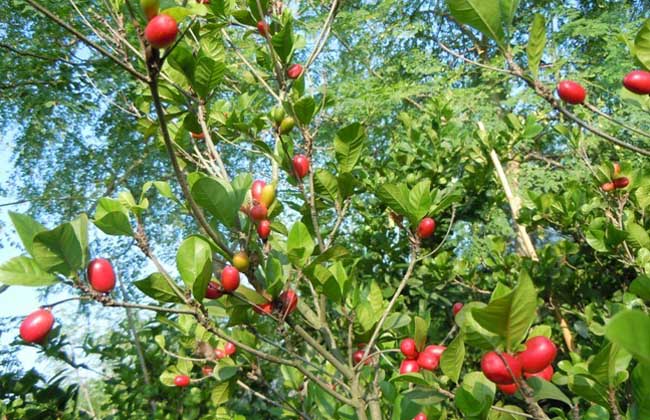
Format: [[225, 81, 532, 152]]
[[279, 290, 298, 315], [613, 162, 621, 176], [352, 349, 365, 365], [205, 281, 223, 299], [498, 383, 519, 395], [224, 342, 237, 356], [481, 352, 522, 384], [416, 351, 439, 371], [292, 154, 310, 179], [414, 413, 428, 420], [251, 179, 266, 202], [257, 220, 272, 240], [202, 365, 213, 376], [423, 345, 446, 358], [220, 266, 240, 292], [190, 131, 205, 140], [452, 302, 463, 316], [613, 177, 629, 189], [399, 338, 419, 360], [87, 258, 116, 293], [144, 14, 178, 49], [417, 217, 436, 239], [174, 375, 191, 387], [517, 336, 557, 373], [524, 365, 554, 381], [253, 301, 273, 315], [257, 20, 269, 36], [399, 359, 420, 374], [250, 203, 268, 221], [623, 70, 650, 95], [601, 182, 615, 192], [287, 64, 304, 79], [20, 308, 54, 344], [214, 348, 226, 359], [557, 80, 586, 104]]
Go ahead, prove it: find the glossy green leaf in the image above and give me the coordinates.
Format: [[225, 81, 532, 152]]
[[94, 197, 133, 236], [630, 275, 650, 301], [527, 377, 571, 406], [271, 20, 294, 64], [191, 175, 238, 228], [8, 212, 46, 256], [32, 220, 84, 276], [441, 333, 465, 383], [176, 235, 213, 301], [193, 57, 226, 98], [294, 96, 316, 125], [287, 222, 315, 267], [635, 18, 650, 70], [446, 0, 505, 46], [376, 183, 411, 216], [455, 371, 495, 419], [0, 256, 57, 286], [526, 14, 546, 78], [605, 309, 650, 365], [334, 123, 365, 173], [134, 273, 183, 303]]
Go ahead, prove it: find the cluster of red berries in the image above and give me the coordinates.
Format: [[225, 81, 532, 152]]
[[398, 338, 447, 374], [480, 336, 556, 395], [253, 290, 299, 317], [20, 258, 117, 344], [601, 162, 629, 192], [204, 265, 241, 299], [174, 342, 238, 387], [557, 70, 650, 105]]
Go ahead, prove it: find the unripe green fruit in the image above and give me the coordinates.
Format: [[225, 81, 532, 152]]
[[279, 116, 295, 135], [140, 0, 159, 20], [259, 184, 276, 207], [271, 106, 285, 124]]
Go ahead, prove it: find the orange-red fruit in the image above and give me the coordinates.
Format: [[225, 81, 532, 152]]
[[250, 204, 268, 221], [601, 182, 616, 192], [279, 290, 298, 315], [414, 413, 428, 420], [557, 80, 586, 104], [257, 220, 272, 240], [202, 365, 213, 376], [292, 154, 310, 179], [613, 177, 629, 189], [399, 359, 420, 374], [613, 162, 621, 176], [524, 365, 554, 381], [498, 382, 519, 395], [417, 217, 436, 239], [87, 258, 116, 293], [224, 342, 236, 356], [452, 302, 463, 316], [251, 179, 266, 202], [253, 301, 273, 315], [287, 64, 303, 79], [517, 336, 557, 373], [19, 308, 54, 344], [623, 70, 650, 95], [399, 338, 419, 360], [416, 351, 439, 371], [205, 281, 223, 299], [481, 352, 522, 385], [144, 14, 178, 49], [191, 131, 205, 140], [214, 348, 226, 359], [257, 20, 269, 36], [423, 345, 446, 358], [220, 266, 240, 292], [174, 375, 190, 387]]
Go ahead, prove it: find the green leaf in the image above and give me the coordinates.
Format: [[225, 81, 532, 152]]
[[211, 380, 233, 405], [500, 0, 520, 29], [32, 221, 84, 276], [455, 372, 495, 419], [457, 302, 503, 350], [588, 342, 632, 387], [526, 14, 546, 78], [0, 256, 57, 286], [383, 312, 411, 330], [134, 273, 183, 303], [231, 172, 253, 210], [334, 123, 366, 173], [94, 197, 133, 236], [605, 309, 650, 365], [408, 180, 432, 222], [631, 275, 650, 301], [527, 377, 572, 406], [167, 44, 195, 82], [8, 212, 46, 256], [376, 183, 411, 216], [626, 222, 650, 249], [193, 57, 226, 98], [568, 374, 609, 407], [632, 363, 650, 419], [472, 271, 537, 351], [446, 0, 505, 46], [583, 406, 610, 420], [191, 176, 238, 228], [487, 405, 526, 420], [635, 19, 650, 71], [294, 96, 316, 125], [414, 316, 428, 351], [247, 0, 269, 21], [176, 235, 213, 301], [68, 214, 89, 267], [441, 333, 465, 383], [271, 20, 294, 64], [313, 169, 339, 201], [287, 222, 315, 267]]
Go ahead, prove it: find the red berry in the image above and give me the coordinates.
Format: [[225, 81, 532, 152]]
[[220, 266, 240, 292], [517, 336, 557, 373], [287, 64, 304, 79], [250, 203, 268, 221], [205, 281, 223, 299], [481, 352, 522, 385], [253, 301, 273, 315], [214, 348, 226, 359], [257, 220, 272, 240], [257, 20, 269, 36], [251, 179, 266, 202], [144, 14, 178, 49], [601, 182, 615, 192], [498, 383, 519, 395], [197, 0, 210, 3], [174, 375, 190, 387], [423, 345, 446, 358], [452, 302, 464, 316], [202, 365, 213, 376], [414, 413, 428, 420], [399, 359, 420, 374], [279, 290, 298, 315], [292, 154, 310, 179], [417, 217, 436, 238], [416, 351, 439, 371], [613, 177, 630, 189], [19, 308, 54, 344], [191, 131, 205, 140], [224, 342, 237, 356], [353, 349, 365, 365], [623, 70, 650, 95], [87, 258, 116, 293], [399, 338, 419, 360], [524, 365, 554, 381], [557, 80, 586, 104]]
